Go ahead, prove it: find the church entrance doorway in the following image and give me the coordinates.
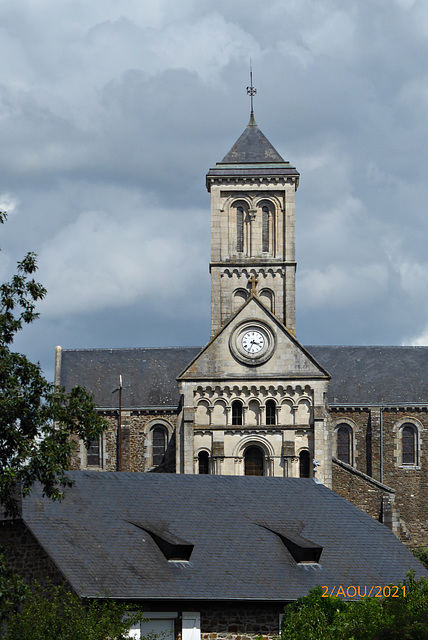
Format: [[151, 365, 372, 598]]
[[244, 446, 264, 476]]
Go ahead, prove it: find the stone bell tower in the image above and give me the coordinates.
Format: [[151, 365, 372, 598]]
[[206, 100, 299, 336], [177, 80, 331, 487]]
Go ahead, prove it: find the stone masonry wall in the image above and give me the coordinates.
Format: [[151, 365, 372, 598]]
[[332, 460, 395, 525], [0, 520, 65, 586], [171, 604, 284, 640], [332, 407, 428, 546], [68, 410, 179, 473], [200, 603, 283, 640], [381, 409, 428, 546]]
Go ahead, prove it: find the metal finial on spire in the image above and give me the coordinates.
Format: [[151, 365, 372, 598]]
[[246, 59, 257, 125]]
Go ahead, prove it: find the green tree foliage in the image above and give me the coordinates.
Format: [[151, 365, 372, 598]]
[[412, 547, 428, 571], [0, 549, 29, 624], [281, 574, 428, 640], [1, 581, 143, 640], [0, 212, 107, 514]]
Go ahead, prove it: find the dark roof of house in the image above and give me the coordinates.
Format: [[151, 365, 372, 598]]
[[59, 345, 428, 409], [22, 472, 425, 601]]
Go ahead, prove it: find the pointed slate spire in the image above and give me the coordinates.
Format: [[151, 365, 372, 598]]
[[220, 63, 286, 164], [220, 121, 286, 164], [206, 70, 299, 190]]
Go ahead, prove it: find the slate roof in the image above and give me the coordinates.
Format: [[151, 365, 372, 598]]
[[220, 120, 286, 164], [308, 345, 428, 405], [22, 472, 426, 601], [59, 345, 428, 409], [205, 120, 300, 189], [59, 347, 201, 409]]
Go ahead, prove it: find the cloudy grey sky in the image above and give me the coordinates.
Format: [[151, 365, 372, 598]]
[[2, 0, 428, 380]]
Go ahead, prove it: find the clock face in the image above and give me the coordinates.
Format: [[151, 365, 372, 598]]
[[229, 321, 276, 365], [242, 330, 265, 354]]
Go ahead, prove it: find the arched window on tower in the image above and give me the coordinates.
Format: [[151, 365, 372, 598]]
[[237, 206, 244, 253], [336, 424, 352, 465], [231, 400, 243, 426], [299, 450, 310, 478], [198, 451, 210, 474], [266, 400, 276, 425], [244, 446, 264, 476], [152, 426, 167, 467], [402, 424, 417, 465], [262, 206, 269, 252]]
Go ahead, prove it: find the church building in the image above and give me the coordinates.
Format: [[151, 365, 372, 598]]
[[57, 101, 428, 548]]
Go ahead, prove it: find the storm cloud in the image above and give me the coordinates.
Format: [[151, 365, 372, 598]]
[[2, 0, 428, 379]]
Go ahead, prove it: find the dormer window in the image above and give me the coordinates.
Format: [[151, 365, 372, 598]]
[[259, 524, 322, 564], [129, 522, 194, 562]]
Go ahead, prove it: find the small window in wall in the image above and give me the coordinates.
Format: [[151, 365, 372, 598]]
[[138, 613, 178, 640], [87, 437, 100, 466], [262, 206, 269, 252], [245, 446, 264, 476], [402, 424, 417, 465], [336, 425, 352, 465], [299, 450, 310, 478], [198, 451, 210, 474], [152, 426, 167, 466], [232, 400, 243, 426], [266, 400, 276, 425], [237, 206, 244, 253]]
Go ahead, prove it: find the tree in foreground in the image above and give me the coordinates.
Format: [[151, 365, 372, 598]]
[[0, 212, 106, 514], [1, 581, 143, 640], [281, 573, 428, 640], [412, 547, 428, 571]]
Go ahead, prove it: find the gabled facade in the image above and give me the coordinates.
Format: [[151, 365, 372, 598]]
[[177, 294, 331, 485]]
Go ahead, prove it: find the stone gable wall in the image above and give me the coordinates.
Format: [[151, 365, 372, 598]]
[[0, 520, 65, 586]]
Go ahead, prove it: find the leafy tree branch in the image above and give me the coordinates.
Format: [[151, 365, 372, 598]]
[[0, 212, 107, 515]]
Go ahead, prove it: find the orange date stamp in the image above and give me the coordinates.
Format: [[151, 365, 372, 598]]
[[322, 585, 406, 598]]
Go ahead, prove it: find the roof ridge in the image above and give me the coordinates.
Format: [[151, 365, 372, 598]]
[[61, 345, 202, 353]]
